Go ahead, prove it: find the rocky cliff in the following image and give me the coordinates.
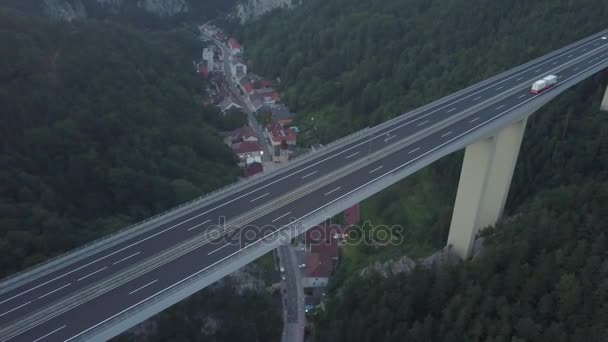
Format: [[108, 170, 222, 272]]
[[234, 0, 300, 24], [35, 0, 192, 21]]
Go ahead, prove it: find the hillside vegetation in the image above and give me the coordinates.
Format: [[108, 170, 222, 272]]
[[0, 8, 241, 277], [230, 0, 608, 340]]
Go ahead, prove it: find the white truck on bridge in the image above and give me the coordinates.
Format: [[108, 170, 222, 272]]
[[531, 75, 558, 94]]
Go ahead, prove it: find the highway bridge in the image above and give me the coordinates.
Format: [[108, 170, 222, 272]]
[[2, 30, 608, 342]]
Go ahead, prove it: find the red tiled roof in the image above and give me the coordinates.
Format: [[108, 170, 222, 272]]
[[310, 242, 339, 259], [344, 204, 360, 227], [304, 242, 338, 278], [232, 141, 262, 154], [228, 38, 241, 49], [267, 121, 296, 144], [243, 162, 263, 178], [255, 89, 280, 101], [243, 83, 253, 93]]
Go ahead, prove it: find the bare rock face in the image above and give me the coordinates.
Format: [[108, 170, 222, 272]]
[[95, 0, 123, 14], [43, 0, 87, 21], [234, 0, 301, 24], [136, 0, 189, 17], [358, 246, 461, 278]]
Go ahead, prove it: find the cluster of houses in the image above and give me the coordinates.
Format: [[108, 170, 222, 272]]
[[198, 23, 301, 175]]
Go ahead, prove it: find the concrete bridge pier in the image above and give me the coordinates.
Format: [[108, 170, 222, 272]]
[[601, 84, 608, 111], [447, 118, 528, 259]]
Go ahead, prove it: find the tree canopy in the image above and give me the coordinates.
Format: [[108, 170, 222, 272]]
[[0, 8, 241, 277]]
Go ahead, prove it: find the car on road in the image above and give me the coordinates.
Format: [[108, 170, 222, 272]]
[[602, 36, 607, 40], [298, 264, 306, 268]]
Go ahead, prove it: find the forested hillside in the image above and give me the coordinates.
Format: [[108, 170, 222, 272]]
[[0, 8, 241, 277], [230, 0, 608, 340], [1, 0, 239, 27]]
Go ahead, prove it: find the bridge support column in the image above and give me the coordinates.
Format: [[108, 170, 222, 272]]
[[447, 118, 527, 259], [601, 85, 608, 111]]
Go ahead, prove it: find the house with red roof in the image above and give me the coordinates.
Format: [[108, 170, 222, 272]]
[[243, 162, 263, 178], [253, 88, 280, 104], [303, 242, 339, 288], [232, 141, 263, 162], [266, 121, 297, 159], [227, 38, 241, 55]]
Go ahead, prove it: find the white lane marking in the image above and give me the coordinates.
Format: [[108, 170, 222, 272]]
[[52, 42, 608, 342], [441, 131, 453, 138], [324, 187, 342, 196], [495, 86, 504, 90], [516, 77, 523, 81], [518, 94, 527, 99], [32, 325, 66, 342], [472, 96, 481, 101], [408, 147, 420, 154], [249, 192, 270, 203], [384, 135, 397, 142], [112, 252, 141, 265], [368, 165, 384, 174], [272, 211, 292, 223], [128, 280, 158, 295], [574, 67, 579, 71], [13, 34, 599, 308], [447, 107, 457, 113], [345, 151, 360, 159], [416, 120, 429, 126], [470, 117, 480, 123], [208, 243, 231, 256], [568, 54, 573, 58], [552, 61, 558, 65], [534, 68, 541, 73], [301, 170, 318, 179], [495, 104, 505, 110], [0, 300, 31, 317], [187, 219, 211, 231], [38, 283, 71, 300], [77, 267, 107, 282]]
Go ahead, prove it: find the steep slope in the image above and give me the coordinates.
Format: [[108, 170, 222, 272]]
[[229, 1, 608, 340], [1, 0, 238, 23], [0, 8, 240, 277]]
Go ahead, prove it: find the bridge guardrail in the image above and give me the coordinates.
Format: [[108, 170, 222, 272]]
[[1, 28, 607, 294]]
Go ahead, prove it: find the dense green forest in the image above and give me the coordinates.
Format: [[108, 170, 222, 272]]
[[230, 0, 608, 340], [315, 183, 608, 341], [0, 8, 242, 277], [1, 7, 282, 341]]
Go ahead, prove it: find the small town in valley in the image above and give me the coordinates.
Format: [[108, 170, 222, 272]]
[[197, 22, 352, 341], [197, 23, 299, 180]]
